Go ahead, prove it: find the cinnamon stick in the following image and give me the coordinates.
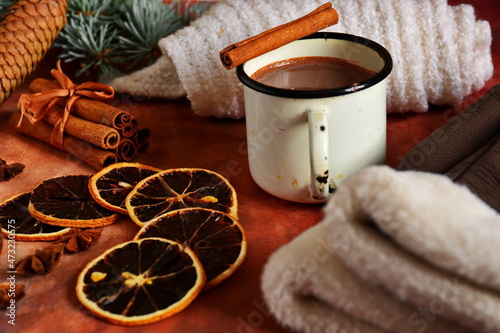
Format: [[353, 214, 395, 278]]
[[29, 78, 131, 130], [134, 127, 150, 146], [115, 138, 137, 162], [10, 111, 117, 170], [134, 128, 151, 155], [220, 3, 339, 69], [120, 115, 138, 137], [42, 105, 120, 149]]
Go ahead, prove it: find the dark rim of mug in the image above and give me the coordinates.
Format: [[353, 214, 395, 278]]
[[236, 32, 393, 99]]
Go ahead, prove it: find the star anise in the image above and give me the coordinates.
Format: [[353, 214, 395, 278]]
[[54, 228, 103, 253], [0, 159, 25, 182], [0, 282, 26, 309], [16, 243, 66, 276]]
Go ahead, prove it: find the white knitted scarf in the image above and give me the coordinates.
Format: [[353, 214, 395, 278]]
[[261, 166, 500, 333], [109, 0, 493, 119]]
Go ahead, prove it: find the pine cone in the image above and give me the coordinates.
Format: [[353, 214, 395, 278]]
[[0, 0, 68, 104]]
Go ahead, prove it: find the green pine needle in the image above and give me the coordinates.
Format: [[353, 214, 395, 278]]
[[114, 1, 183, 71], [56, 14, 120, 77], [52, 0, 214, 77], [0, 0, 213, 77], [67, 0, 117, 18]]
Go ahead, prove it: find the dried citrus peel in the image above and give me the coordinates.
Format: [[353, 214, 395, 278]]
[[135, 208, 247, 290], [76, 238, 206, 326], [28, 175, 120, 228], [0, 192, 72, 241], [125, 168, 238, 226], [89, 162, 162, 214]]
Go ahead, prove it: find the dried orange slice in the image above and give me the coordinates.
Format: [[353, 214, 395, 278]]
[[135, 208, 247, 289], [29, 175, 121, 228], [125, 168, 238, 226], [76, 237, 205, 326], [0, 192, 72, 241], [89, 162, 161, 214]]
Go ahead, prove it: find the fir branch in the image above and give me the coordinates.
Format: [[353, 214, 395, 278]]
[[0, 0, 214, 77], [114, 1, 183, 71], [67, 0, 117, 18], [55, 14, 120, 77]]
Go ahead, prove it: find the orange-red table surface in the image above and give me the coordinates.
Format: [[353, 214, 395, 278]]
[[0, 1, 498, 332]]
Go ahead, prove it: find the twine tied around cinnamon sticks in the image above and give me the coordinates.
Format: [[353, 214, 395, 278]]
[[11, 61, 150, 170], [17, 61, 114, 149]]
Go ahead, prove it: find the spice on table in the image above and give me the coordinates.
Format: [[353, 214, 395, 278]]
[[10, 62, 150, 170], [0, 282, 26, 309], [10, 112, 118, 170], [0, 159, 25, 182], [32, 104, 121, 150], [28, 78, 137, 136], [16, 243, 66, 276], [53, 228, 103, 253]]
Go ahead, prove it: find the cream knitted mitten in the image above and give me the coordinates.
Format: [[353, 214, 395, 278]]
[[261, 166, 500, 333], [109, 0, 493, 119]]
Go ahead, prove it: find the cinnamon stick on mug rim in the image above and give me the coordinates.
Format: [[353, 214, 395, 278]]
[[220, 3, 339, 69]]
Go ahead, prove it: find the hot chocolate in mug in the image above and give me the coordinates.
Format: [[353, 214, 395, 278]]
[[237, 32, 393, 203]]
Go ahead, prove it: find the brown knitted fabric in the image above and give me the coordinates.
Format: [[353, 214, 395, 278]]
[[398, 84, 500, 211]]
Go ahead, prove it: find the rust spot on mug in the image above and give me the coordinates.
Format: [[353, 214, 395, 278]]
[[291, 178, 298, 187], [316, 170, 329, 184]]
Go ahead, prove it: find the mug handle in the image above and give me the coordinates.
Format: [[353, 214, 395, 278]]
[[307, 109, 332, 200]]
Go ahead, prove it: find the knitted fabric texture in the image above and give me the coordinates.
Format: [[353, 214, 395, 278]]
[[398, 84, 500, 212], [261, 166, 500, 333], [109, 0, 493, 119]]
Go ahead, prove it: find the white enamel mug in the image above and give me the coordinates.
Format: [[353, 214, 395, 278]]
[[237, 32, 393, 203]]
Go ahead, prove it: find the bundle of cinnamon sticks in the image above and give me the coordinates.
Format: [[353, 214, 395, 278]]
[[10, 78, 150, 170]]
